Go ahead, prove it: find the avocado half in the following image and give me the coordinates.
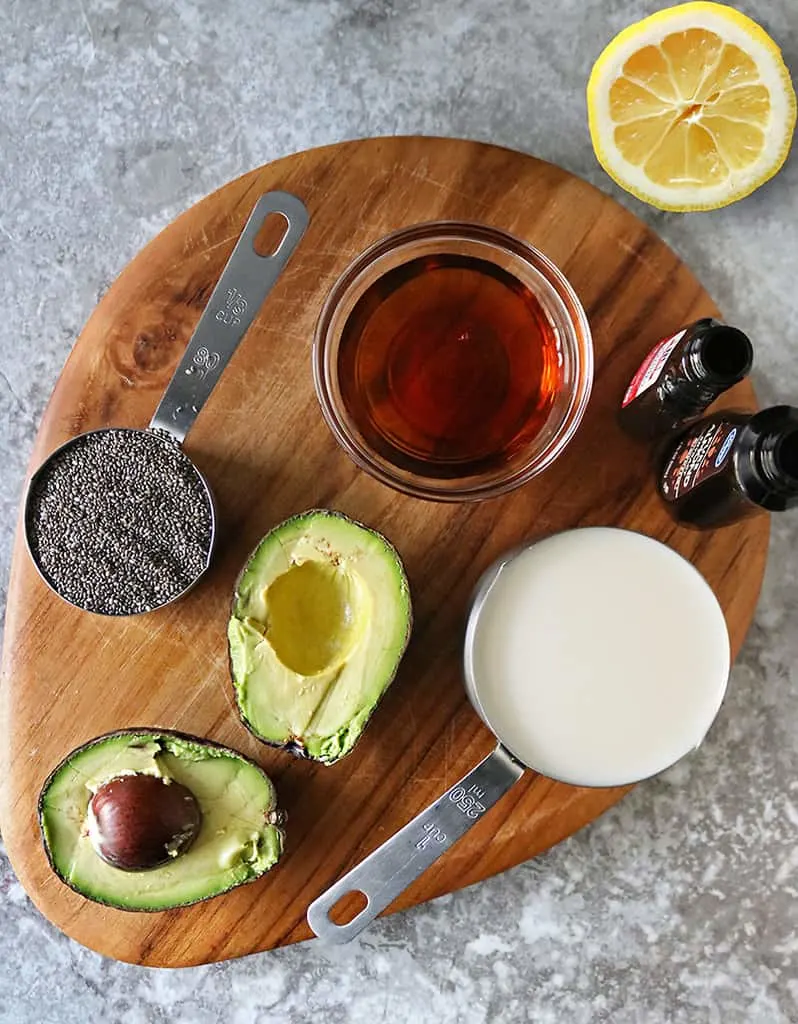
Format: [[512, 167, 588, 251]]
[[38, 730, 284, 911], [228, 509, 412, 764]]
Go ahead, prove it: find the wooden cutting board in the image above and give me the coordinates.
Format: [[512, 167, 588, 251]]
[[0, 137, 768, 967]]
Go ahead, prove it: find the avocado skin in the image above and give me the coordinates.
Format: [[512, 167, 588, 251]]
[[228, 509, 412, 765], [38, 728, 285, 912]]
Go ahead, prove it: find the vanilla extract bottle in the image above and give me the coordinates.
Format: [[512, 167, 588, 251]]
[[620, 319, 754, 441], [659, 405, 798, 528]]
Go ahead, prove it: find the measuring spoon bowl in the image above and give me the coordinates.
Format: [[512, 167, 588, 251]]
[[23, 426, 218, 616], [24, 192, 308, 616]]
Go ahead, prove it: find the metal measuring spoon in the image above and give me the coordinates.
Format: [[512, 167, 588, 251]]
[[307, 528, 731, 944], [24, 192, 308, 616]]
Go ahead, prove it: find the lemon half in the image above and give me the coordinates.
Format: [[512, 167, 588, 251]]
[[587, 2, 796, 211]]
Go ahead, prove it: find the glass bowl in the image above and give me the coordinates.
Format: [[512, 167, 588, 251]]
[[312, 222, 593, 501]]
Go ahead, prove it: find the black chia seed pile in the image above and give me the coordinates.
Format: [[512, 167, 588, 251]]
[[26, 429, 213, 615]]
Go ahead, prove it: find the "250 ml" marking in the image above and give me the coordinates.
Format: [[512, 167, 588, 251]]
[[449, 784, 486, 819]]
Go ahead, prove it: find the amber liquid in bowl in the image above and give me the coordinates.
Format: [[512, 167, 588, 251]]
[[337, 254, 562, 479]]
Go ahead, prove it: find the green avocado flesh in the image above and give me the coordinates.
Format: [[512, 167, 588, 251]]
[[228, 509, 412, 764], [39, 732, 283, 911]]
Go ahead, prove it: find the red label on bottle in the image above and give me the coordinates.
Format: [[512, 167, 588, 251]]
[[661, 419, 739, 501], [622, 328, 687, 408]]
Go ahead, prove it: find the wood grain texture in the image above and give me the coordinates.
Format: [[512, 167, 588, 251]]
[[0, 137, 768, 966]]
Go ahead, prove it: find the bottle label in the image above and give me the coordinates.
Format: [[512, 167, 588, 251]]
[[661, 419, 738, 501], [622, 328, 687, 408]]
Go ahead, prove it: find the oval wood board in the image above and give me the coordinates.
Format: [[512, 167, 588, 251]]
[[0, 137, 768, 967]]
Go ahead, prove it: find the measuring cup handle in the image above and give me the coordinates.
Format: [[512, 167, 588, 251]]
[[149, 191, 309, 443], [306, 744, 525, 945]]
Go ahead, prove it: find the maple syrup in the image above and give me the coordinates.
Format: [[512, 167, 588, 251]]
[[336, 254, 563, 479]]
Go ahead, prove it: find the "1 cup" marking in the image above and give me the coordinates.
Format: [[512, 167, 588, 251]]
[[416, 821, 446, 850]]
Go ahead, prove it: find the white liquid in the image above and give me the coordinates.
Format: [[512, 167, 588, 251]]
[[469, 528, 730, 787]]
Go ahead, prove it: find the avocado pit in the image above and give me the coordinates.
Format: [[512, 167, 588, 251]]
[[88, 773, 202, 872]]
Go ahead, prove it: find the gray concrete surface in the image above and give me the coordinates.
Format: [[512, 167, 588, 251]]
[[1, 1, 797, 1021]]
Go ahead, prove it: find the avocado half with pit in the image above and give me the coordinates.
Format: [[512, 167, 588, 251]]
[[228, 509, 412, 764], [39, 730, 284, 911]]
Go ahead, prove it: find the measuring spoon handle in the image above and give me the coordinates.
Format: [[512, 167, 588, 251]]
[[150, 191, 309, 442], [306, 744, 525, 945]]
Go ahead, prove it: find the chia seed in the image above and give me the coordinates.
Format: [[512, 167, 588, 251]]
[[26, 428, 213, 615]]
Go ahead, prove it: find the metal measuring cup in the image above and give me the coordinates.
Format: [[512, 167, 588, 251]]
[[307, 528, 731, 944], [24, 192, 308, 616]]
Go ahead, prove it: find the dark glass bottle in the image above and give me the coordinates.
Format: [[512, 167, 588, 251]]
[[620, 319, 753, 441], [658, 405, 798, 528]]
